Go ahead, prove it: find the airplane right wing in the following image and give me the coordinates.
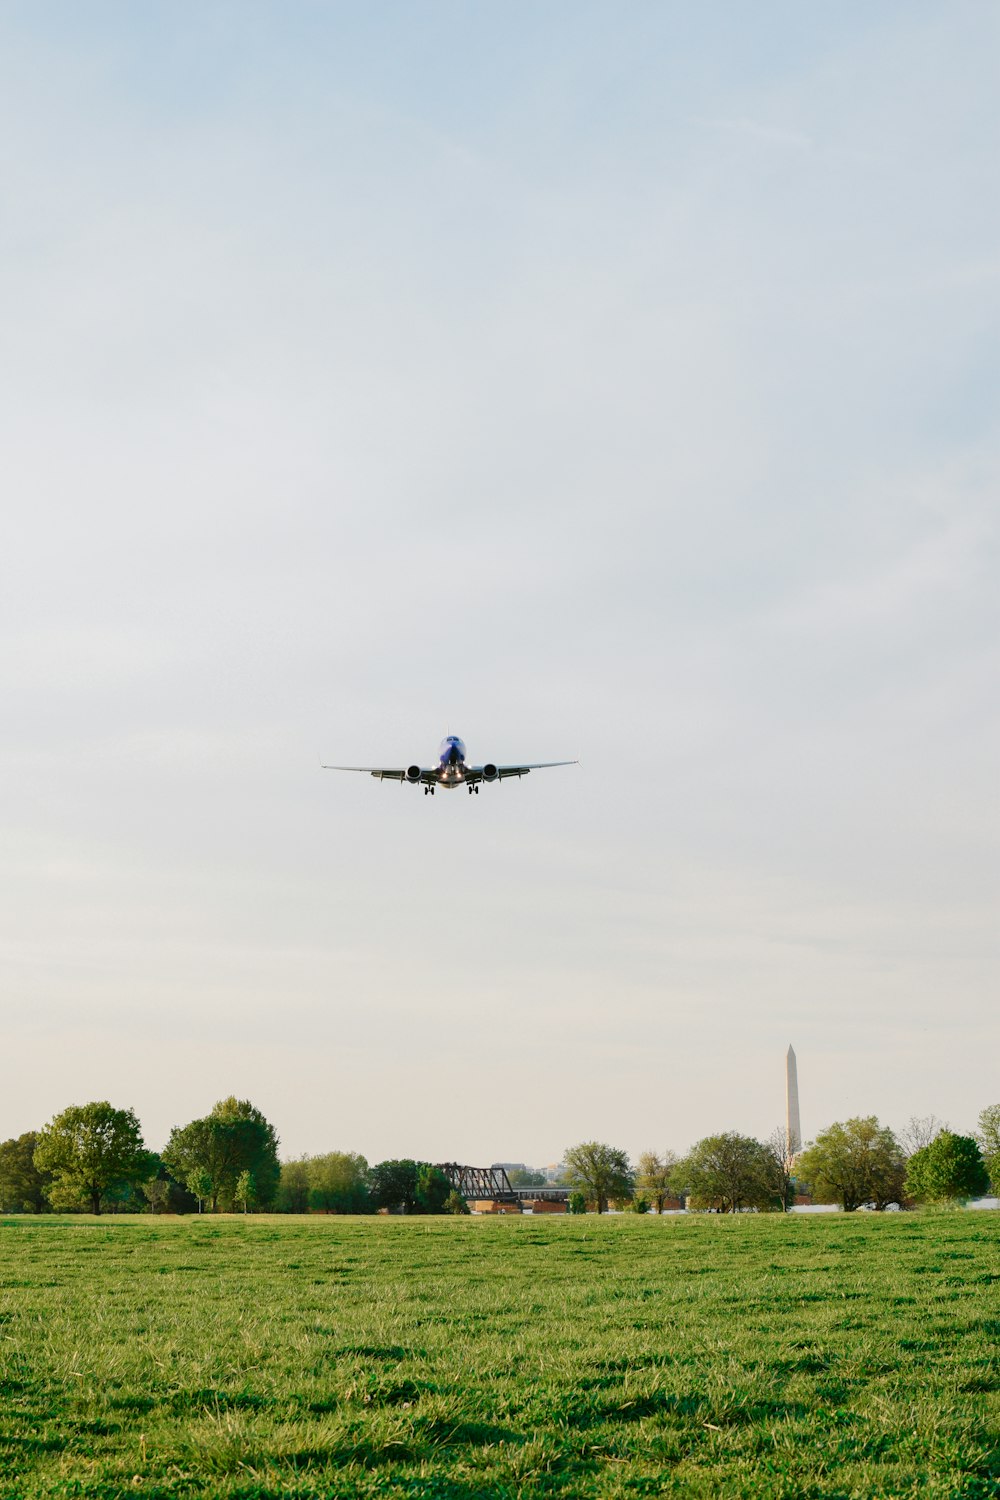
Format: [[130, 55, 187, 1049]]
[[320, 764, 429, 783]]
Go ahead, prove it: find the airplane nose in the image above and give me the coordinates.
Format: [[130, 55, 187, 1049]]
[[438, 737, 466, 767]]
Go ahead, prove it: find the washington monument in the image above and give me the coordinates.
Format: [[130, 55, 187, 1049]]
[[785, 1045, 802, 1157]]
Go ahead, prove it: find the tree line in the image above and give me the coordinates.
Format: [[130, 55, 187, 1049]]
[[568, 1109, 1000, 1214], [2, 1099, 999, 1215], [0, 1098, 465, 1217]]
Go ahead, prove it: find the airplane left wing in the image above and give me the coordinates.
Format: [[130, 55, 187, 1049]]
[[498, 760, 578, 779], [468, 760, 578, 782]]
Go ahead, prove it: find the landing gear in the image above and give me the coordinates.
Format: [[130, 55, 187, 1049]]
[[424, 785, 435, 796], [468, 784, 480, 795]]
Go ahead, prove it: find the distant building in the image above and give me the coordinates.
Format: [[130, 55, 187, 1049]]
[[489, 1161, 568, 1184]]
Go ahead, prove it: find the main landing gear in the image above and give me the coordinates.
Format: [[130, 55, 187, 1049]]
[[423, 785, 435, 795], [467, 784, 480, 795]]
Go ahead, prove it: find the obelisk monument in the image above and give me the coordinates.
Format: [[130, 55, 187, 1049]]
[[785, 1045, 801, 1157]]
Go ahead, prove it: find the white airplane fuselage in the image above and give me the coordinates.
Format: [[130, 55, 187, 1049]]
[[429, 736, 476, 791]]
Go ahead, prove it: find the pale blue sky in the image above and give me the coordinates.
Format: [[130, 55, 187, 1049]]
[[1, 4, 997, 1166]]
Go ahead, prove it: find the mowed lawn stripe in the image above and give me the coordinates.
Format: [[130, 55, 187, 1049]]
[[0, 1213, 998, 1497]]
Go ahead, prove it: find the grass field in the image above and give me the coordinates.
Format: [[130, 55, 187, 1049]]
[[1, 1213, 998, 1498]]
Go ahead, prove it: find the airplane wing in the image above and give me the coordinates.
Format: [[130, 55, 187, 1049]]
[[320, 765, 430, 783], [468, 760, 578, 782]]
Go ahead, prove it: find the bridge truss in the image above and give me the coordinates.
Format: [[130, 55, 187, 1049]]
[[436, 1163, 515, 1201]]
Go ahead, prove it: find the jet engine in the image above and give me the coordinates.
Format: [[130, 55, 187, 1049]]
[[481, 763, 499, 781], [406, 765, 422, 782]]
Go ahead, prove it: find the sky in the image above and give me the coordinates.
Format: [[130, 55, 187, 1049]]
[[1, 2, 998, 1167]]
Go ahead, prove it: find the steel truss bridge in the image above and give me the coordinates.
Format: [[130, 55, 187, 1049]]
[[436, 1163, 569, 1203]]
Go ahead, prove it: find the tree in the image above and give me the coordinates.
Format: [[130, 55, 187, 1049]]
[[0, 1132, 53, 1212], [669, 1133, 782, 1213], [796, 1117, 905, 1212], [140, 1156, 172, 1214], [369, 1159, 419, 1213], [139, 1154, 195, 1215], [904, 1132, 989, 1206], [209, 1098, 280, 1208], [444, 1189, 470, 1215], [567, 1192, 587, 1215], [187, 1166, 212, 1213], [142, 1177, 171, 1214], [507, 1168, 546, 1187], [366, 1160, 452, 1214], [976, 1104, 1000, 1192], [306, 1152, 369, 1214], [414, 1164, 452, 1215], [635, 1150, 679, 1213], [162, 1097, 280, 1212], [33, 1103, 153, 1216], [103, 1178, 148, 1214], [765, 1127, 797, 1212], [275, 1158, 310, 1214], [163, 1119, 232, 1212], [563, 1142, 633, 1214], [235, 1170, 255, 1214]]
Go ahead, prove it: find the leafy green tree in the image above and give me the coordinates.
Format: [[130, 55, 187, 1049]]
[[563, 1142, 634, 1214], [139, 1155, 173, 1214], [163, 1119, 231, 1212], [635, 1150, 679, 1213], [187, 1166, 212, 1213], [414, 1164, 452, 1214], [275, 1158, 310, 1213], [567, 1191, 587, 1215], [163, 1097, 280, 1211], [210, 1097, 280, 1208], [155, 1165, 198, 1214], [0, 1132, 53, 1212], [627, 1194, 651, 1213], [444, 1189, 470, 1215], [796, 1117, 905, 1212], [669, 1133, 782, 1213], [369, 1159, 419, 1213], [904, 1132, 989, 1205], [235, 1170, 255, 1214], [306, 1152, 369, 1213], [366, 1160, 453, 1214], [976, 1104, 1000, 1192], [33, 1103, 153, 1216]]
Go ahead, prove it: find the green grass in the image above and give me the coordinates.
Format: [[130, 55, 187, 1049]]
[[1, 1213, 998, 1498]]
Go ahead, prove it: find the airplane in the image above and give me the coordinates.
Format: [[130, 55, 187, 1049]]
[[322, 735, 577, 795]]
